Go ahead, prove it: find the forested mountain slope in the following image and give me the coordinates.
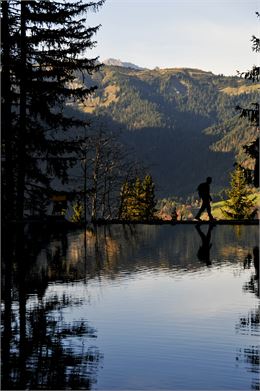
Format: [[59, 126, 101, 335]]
[[71, 65, 259, 197]]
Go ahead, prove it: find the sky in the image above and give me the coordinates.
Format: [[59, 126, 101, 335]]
[[87, 0, 259, 76]]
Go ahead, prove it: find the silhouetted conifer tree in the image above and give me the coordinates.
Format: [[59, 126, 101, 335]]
[[236, 11, 259, 187], [237, 12, 260, 82], [1, 0, 105, 220]]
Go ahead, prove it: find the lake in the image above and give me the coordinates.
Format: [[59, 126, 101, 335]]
[[1, 224, 259, 390]]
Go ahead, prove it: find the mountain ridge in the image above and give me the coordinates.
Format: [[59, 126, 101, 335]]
[[102, 58, 145, 70], [72, 65, 259, 197]]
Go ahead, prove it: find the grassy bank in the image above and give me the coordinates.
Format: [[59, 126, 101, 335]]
[[210, 192, 260, 220]]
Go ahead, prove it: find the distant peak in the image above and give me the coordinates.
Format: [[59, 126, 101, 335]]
[[103, 58, 145, 70]]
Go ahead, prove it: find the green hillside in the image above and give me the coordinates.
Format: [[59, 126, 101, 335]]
[[72, 65, 259, 197]]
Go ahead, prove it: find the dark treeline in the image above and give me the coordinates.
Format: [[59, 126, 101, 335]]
[[1, 0, 105, 221], [1, 0, 157, 223]]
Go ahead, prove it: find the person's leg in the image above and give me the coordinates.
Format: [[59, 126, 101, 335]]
[[195, 200, 206, 219], [206, 202, 214, 220]]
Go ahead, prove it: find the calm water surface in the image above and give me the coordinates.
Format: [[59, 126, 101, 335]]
[[1, 224, 259, 390]]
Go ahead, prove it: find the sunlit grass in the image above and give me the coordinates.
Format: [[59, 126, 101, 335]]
[[220, 83, 260, 95], [210, 192, 260, 219]]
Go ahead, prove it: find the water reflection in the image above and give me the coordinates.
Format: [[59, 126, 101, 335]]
[[195, 223, 214, 266], [1, 224, 259, 390], [1, 227, 102, 390], [16, 224, 255, 282], [236, 246, 259, 391], [2, 294, 101, 390]]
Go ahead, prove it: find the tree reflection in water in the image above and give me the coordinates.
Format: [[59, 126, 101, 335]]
[[2, 224, 259, 390], [236, 246, 259, 391], [1, 225, 102, 390], [3, 295, 101, 390]]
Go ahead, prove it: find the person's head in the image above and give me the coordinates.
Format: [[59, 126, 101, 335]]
[[206, 177, 212, 184]]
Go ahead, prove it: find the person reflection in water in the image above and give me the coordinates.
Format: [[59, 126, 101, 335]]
[[253, 246, 259, 295], [195, 224, 214, 266], [244, 246, 259, 297]]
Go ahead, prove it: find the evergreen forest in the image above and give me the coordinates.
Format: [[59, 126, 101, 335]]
[[70, 64, 259, 198]]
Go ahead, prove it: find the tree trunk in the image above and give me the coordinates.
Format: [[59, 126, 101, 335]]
[[16, 1, 27, 220], [2, 1, 15, 221], [91, 144, 100, 221]]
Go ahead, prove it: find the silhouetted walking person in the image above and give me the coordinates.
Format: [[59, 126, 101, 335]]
[[195, 177, 215, 221], [195, 224, 214, 266]]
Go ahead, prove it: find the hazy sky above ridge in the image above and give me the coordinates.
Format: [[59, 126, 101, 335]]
[[87, 0, 259, 75]]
